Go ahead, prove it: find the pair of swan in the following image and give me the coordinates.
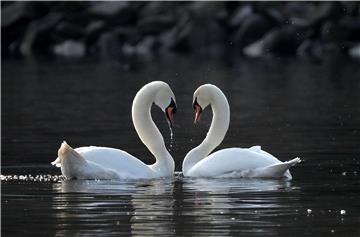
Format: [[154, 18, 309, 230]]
[[52, 81, 300, 180]]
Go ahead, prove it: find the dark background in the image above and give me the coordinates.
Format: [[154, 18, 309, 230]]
[[2, 1, 360, 61]]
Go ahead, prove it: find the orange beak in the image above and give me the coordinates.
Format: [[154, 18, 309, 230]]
[[165, 98, 177, 128], [166, 106, 175, 127], [194, 104, 202, 124]]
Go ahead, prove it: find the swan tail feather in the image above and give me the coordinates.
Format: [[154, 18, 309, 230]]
[[57, 141, 89, 179], [253, 157, 301, 179], [58, 141, 87, 164], [285, 157, 302, 166]]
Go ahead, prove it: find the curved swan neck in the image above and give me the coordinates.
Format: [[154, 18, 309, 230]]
[[132, 83, 175, 176], [183, 87, 230, 174]]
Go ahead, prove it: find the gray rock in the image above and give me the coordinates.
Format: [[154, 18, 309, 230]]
[[135, 36, 158, 56], [86, 21, 106, 35], [243, 40, 266, 58], [337, 17, 360, 42], [87, 2, 139, 25], [96, 27, 139, 57], [284, 2, 316, 23], [85, 21, 107, 46], [1, 2, 34, 28], [313, 42, 341, 58], [137, 15, 177, 35], [20, 12, 63, 56], [2, 2, 35, 55], [321, 17, 360, 45], [233, 13, 274, 50], [267, 27, 306, 55], [111, 27, 140, 45], [88, 2, 129, 17], [139, 2, 179, 19], [159, 13, 191, 51], [244, 26, 306, 57], [296, 39, 314, 59], [121, 37, 158, 58], [340, 2, 359, 16], [228, 5, 253, 28], [2, 1, 359, 59], [297, 39, 341, 61], [290, 2, 340, 28], [55, 22, 85, 40], [53, 40, 85, 57], [97, 31, 122, 58], [349, 44, 360, 59], [187, 2, 227, 54]]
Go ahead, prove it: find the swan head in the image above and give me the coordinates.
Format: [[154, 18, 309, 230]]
[[192, 84, 218, 123], [153, 81, 177, 127]]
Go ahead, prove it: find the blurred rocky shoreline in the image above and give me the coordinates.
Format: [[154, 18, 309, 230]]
[[2, 1, 360, 61]]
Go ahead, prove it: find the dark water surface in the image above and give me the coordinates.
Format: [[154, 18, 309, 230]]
[[2, 56, 360, 236]]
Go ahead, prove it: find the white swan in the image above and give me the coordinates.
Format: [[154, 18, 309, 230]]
[[52, 81, 177, 180], [182, 84, 301, 179]]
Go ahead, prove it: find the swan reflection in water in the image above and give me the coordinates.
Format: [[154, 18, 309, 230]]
[[52, 178, 176, 236], [51, 176, 300, 236], [179, 177, 300, 236]]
